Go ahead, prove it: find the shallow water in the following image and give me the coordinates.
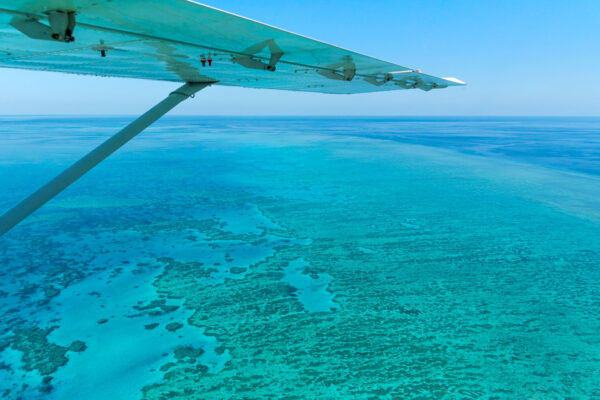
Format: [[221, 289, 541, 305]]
[[1, 117, 599, 399]]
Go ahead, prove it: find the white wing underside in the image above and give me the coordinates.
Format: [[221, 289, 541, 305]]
[[0, 0, 465, 94]]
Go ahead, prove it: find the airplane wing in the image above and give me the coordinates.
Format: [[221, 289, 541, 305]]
[[0, 1, 467, 236], [0, 0, 465, 94]]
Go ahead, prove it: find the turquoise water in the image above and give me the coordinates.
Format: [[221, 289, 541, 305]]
[[1, 117, 600, 399]]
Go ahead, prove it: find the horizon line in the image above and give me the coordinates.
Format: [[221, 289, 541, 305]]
[[1, 114, 600, 118]]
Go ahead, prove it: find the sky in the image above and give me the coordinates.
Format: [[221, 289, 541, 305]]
[[1, 0, 599, 116]]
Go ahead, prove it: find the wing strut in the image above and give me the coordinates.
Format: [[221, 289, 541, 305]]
[[0, 82, 211, 237]]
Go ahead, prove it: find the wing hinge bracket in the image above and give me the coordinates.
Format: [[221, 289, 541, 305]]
[[318, 59, 357, 82], [232, 39, 283, 72], [364, 73, 394, 86], [10, 10, 76, 43]]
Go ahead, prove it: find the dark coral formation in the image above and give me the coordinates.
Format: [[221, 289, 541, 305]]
[[132, 299, 180, 317], [68, 340, 87, 352], [165, 323, 184, 333], [11, 327, 85, 376]]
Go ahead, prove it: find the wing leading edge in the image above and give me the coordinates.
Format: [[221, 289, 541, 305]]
[[0, 0, 465, 94]]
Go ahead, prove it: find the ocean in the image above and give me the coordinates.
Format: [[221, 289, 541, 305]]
[[1, 116, 599, 399]]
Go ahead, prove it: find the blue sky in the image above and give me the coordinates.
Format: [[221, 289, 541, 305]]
[[1, 0, 599, 116]]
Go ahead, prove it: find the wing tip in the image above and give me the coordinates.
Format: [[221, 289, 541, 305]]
[[442, 77, 467, 86]]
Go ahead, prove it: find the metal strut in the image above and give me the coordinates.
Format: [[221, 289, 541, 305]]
[[0, 82, 211, 237]]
